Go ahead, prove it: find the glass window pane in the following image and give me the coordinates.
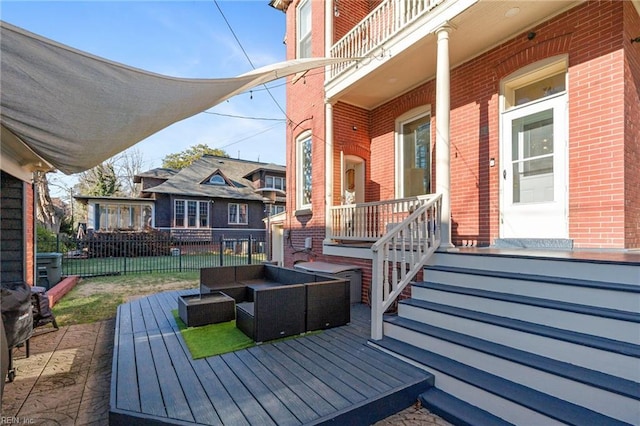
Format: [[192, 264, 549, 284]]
[[301, 137, 312, 205], [229, 204, 237, 224], [239, 204, 247, 223], [402, 116, 430, 197], [298, 0, 311, 58], [143, 205, 152, 228], [511, 110, 555, 204], [175, 200, 185, 227], [514, 72, 565, 106], [120, 205, 131, 229], [199, 202, 208, 227], [187, 201, 197, 227]]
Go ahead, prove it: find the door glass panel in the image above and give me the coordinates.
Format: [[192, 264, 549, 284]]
[[402, 117, 430, 197], [511, 109, 554, 203]]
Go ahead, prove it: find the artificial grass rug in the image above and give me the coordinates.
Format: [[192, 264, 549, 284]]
[[172, 310, 254, 359]]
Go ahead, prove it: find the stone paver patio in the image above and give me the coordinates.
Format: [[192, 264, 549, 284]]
[[1, 320, 113, 425]]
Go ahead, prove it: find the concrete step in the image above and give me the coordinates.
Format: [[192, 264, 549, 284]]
[[426, 251, 640, 285], [384, 316, 640, 424], [372, 337, 632, 426], [423, 265, 640, 312], [411, 281, 640, 344], [397, 298, 640, 381]]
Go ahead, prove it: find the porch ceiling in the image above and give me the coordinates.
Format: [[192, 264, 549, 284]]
[[330, 0, 585, 110]]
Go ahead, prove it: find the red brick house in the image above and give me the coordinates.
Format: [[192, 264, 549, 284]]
[[271, 0, 639, 423]]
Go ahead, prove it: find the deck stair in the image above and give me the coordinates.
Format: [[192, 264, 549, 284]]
[[371, 250, 640, 425]]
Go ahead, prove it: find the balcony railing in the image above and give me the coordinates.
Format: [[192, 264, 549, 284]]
[[328, 195, 435, 242], [329, 0, 446, 78]]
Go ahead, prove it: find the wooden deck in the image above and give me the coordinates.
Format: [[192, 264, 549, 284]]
[[109, 290, 434, 425]]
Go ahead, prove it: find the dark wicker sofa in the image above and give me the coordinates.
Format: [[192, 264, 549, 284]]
[[200, 264, 350, 341], [236, 284, 306, 342]]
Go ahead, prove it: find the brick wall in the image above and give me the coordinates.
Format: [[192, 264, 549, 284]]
[[282, 0, 635, 258], [365, 1, 630, 248], [283, 0, 330, 265]]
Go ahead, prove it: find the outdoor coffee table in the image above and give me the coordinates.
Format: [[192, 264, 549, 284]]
[[178, 292, 235, 327]]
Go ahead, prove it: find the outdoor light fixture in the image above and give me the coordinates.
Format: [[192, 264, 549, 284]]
[[527, 32, 536, 41]]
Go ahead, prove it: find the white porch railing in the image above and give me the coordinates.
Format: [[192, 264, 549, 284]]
[[329, 0, 447, 79], [370, 193, 442, 340], [329, 195, 434, 242]]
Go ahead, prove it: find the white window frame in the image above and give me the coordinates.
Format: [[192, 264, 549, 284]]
[[266, 175, 286, 191], [395, 105, 432, 198], [94, 201, 154, 231], [174, 199, 209, 228], [228, 203, 248, 225], [296, 131, 313, 210], [297, 0, 312, 58]]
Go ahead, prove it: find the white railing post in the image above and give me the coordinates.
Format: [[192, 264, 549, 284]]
[[371, 245, 384, 340]]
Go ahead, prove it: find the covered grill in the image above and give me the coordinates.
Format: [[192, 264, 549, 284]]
[[1, 282, 33, 382]]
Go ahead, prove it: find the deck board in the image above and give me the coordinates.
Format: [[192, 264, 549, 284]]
[[110, 290, 434, 425]]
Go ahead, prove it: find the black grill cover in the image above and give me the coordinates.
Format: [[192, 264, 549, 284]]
[[1, 282, 33, 348]]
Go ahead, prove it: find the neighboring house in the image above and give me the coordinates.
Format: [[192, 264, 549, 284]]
[[270, 0, 639, 423], [77, 155, 286, 239]]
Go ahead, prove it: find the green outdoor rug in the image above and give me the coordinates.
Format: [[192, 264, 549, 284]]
[[172, 310, 321, 360], [172, 310, 254, 359]]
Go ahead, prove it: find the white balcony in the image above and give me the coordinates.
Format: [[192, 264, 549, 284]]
[[325, 0, 584, 110]]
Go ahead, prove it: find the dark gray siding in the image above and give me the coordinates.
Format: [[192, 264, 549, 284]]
[[1, 171, 24, 283]]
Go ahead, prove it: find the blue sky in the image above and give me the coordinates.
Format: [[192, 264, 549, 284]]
[[1, 1, 288, 196]]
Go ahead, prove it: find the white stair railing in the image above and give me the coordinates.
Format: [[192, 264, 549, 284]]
[[370, 193, 442, 340]]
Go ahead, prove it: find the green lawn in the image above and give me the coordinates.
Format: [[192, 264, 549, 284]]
[[52, 271, 200, 326]]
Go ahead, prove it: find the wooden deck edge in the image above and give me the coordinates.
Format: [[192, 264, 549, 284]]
[[307, 377, 434, 425], [109, 407, 192, 426]]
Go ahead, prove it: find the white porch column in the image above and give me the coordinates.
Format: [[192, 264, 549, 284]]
[[435, 24, 454, 248], [324, 99, 334, 244]]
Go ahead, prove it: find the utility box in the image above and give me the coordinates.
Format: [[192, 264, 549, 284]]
[[35, 252, 63, 289], [295, 261, 362, 304]]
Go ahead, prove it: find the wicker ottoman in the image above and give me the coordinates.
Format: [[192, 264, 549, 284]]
[[178, 292, 235, 327]]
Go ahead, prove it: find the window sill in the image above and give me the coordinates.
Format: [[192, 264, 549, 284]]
[[294, 208, 312, 217]]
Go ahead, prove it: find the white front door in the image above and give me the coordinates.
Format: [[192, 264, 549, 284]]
[[501, 95, 567, 238]]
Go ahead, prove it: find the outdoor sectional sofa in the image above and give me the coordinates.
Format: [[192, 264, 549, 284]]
[[200, 264, 350, 342]]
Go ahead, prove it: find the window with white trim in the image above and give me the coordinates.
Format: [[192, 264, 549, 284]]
[[297, 0, 311, 58], [396, 107, 431, 198], [228, 203, 248, 225], [265, 175, 285, 191], [95, 202, 154, 231], [269, 204, 285, 216], [296, 132, 312, 209], [174, 199, 209, 228]]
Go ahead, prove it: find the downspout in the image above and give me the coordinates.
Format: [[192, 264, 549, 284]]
[[324, 0, 334, 245], [325, 100, 334, 244]]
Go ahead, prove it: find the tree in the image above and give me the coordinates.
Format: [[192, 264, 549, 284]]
[[115, 148, 145, 196], [162, 144, 228, 170], [77, 160, 121, 197], [34, 171, 65, 233]]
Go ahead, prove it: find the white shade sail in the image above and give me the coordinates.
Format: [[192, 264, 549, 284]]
[[0, 21, 351, 174]]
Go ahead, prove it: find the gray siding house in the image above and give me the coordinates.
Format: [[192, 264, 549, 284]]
[[77, 155, 285, 239]]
